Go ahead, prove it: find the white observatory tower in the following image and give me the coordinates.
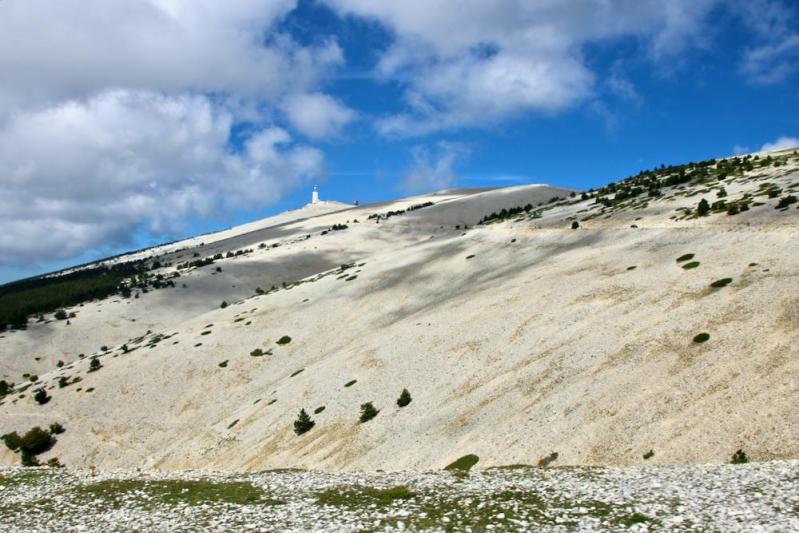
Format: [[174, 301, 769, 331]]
[[312, 185, 319, 205]]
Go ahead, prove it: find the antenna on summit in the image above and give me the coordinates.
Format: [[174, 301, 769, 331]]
[[312, 184, 319, 205]]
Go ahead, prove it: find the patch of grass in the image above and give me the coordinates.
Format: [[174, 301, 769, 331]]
[[693, 332, 710, 343], [676, 253, 695, 262], [616, 513, 651, 527], [316, 485, 415, 507], [77, 479, 280, 508], [445, 454, 479, 472], [682, 261, 700, 270], [710, 278, 733, 288]]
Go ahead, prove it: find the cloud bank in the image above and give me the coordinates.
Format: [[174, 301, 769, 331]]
[[0, 0, 341, 265]]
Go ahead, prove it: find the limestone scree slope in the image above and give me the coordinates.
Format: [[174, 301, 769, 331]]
[[0, 149, 797, 471]]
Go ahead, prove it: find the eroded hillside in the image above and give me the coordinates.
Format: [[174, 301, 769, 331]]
[[1, 150, 797, 471]]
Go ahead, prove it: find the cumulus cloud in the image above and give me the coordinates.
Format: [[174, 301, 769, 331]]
[[760, 136, 799, 152], [0, 0, 343, 117], [400, 143, 469, 192], [281, 93, 357, 139], [0, 90, 323, 264], [323, 0, 723, 136], [0, 0, 337, 266]]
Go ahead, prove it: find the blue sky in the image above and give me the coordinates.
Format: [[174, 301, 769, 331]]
[[0, 0, 797, 283]]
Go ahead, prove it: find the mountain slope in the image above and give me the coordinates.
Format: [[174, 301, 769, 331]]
[[1, 153, 797, 471]]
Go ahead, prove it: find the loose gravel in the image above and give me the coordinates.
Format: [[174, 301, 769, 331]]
[[1, 461, 797, 531]]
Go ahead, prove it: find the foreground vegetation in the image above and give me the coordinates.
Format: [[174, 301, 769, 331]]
[[0, 461, 796, 531]]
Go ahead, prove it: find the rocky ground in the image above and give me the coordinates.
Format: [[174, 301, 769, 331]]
[[1, 460, 797, 531]]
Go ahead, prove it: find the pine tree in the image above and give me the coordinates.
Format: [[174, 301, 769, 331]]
[[359, 402, 379, 423], [89, 358, 102, 372], [397, 389, 412, 408], [293, 409, 315, 435], [697, 198, 710, 216]]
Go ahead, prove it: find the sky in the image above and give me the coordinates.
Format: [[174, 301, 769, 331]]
[[0, 0, 798, 283]]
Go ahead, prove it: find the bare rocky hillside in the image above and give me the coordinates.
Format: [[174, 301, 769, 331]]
[[1, 149, 797, 472]]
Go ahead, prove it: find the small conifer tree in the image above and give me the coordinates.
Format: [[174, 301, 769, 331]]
[[697, 198, 710, 216], [293, 409, 315, 435], [397, 389, 412, 408]]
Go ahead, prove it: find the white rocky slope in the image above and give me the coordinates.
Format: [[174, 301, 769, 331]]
[[0, 151, 797, 472]]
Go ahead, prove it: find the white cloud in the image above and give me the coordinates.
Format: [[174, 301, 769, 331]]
[[281, 93, 357, 139], [400, 142, 469, 192], [742, 34, 799, 84], [0, 90, 323, 263], [0, 0, 338, 265], [0, 0, 345, 116], [323, 0, 723, 136], [760, 136, 799, 152]]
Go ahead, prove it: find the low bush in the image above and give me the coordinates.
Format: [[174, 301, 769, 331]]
[[2, 426, 56, 467], [397, 388, 412, 407], [359, 402, 379, 423], [731, 449, 749, 464], [344, 380, 357, 387], [682, 261, 700, 270], [693, 332, 710, 343], [643, 450, 654, 460], [33, 388, 50, 405], [218, 360, 229, 368], [676, 253, 695, 262], [293, 409, 315, 435], [776, 195, 798, 209], [314, 406, 326, 414], [49, 423, 65, 435], [710, 278, 733, 288], [89, 358, 102, 372], [220, 301, 228, 309], [571, 220, 580, 229], [276, 336, 292, 345], [250, 349, 264, 357], [0, 379, 10, 396], [444, 454, 479, 472]]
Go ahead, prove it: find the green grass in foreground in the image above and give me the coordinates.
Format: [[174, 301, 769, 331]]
[[77, 479, 282, 508], [316, 485, 415, 507]]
